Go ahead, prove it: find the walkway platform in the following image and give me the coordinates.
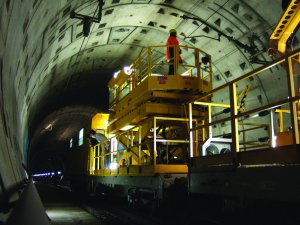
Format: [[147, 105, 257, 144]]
[[36, 183, 100, 225]]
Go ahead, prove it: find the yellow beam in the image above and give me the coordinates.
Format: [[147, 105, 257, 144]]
[[154, 165, 188, 173], [275, 109, 291, 113], [270, 0, 300, 53], [194, 101, 231, 108]]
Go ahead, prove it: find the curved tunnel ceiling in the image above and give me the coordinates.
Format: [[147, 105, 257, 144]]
[[2, 0, 298, 170]]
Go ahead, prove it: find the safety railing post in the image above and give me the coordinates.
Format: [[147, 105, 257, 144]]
[[95, 145, 98, 170], [126, 131, 129, 166], [287, 56, 299, 150], [208, 105, 212, 138], [208, 55, 212, 91], [153, 117, 157, 166], [130, 129, 134, 164], [138, 126, 141, 165], [270, 110, 275, 148], [195, 48, 200, 78], [101, 144, 104, 171], [93, 146, 96, 172], [189, 103, 194, 157], [90, 146, 94, 174], [229, 82, 239, 165]]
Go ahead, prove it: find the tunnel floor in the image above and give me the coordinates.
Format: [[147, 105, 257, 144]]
[[36, 182, 300, 225], [36, 183, 100, 225]]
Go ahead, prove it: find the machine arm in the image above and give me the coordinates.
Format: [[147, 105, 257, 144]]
[[268, 0, 300, 56]]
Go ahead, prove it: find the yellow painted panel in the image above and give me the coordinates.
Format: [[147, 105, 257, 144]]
[[129, 165, 140, 175], [148, 76, 202, 90], [152, 91, 195, 100], [91, 114, 109, 131], [104, 169, 111, 175], [119, 166, 128, 175], [111, 169, 118, 175], [114, 80, 148, 116], [154, 165, 188, 173], [94, 169, 103, 176], [89, 148, 94, 174]]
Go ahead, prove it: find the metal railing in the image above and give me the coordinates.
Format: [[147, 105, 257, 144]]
[[89, 116, 195, 175], [108, 45, 212, 108], [188, 49, 300, 162]]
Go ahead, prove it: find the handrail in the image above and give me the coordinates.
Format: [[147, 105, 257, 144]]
[[275, 108, 292, 132], [89, 116, 195, 174], [188, 48, 300, 163], [108, 45, 212, 108], [214, 122, 270, 151]]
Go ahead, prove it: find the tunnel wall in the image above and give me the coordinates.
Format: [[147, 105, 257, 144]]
[[0, 0, 33, 222]]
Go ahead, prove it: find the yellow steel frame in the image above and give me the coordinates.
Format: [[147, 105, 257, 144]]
[[107, 46, 212, 135], [90, 45, 211, 176], [214, 122, 270, 151], [90, 116, 194, 175], [189, 49, 300, 166], [193, 103, 270, 152], [275, 109, 291, 132], [108, 45, 212, 110]]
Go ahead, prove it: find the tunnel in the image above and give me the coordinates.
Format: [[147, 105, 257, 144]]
[[1, 0, 300, 224]]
